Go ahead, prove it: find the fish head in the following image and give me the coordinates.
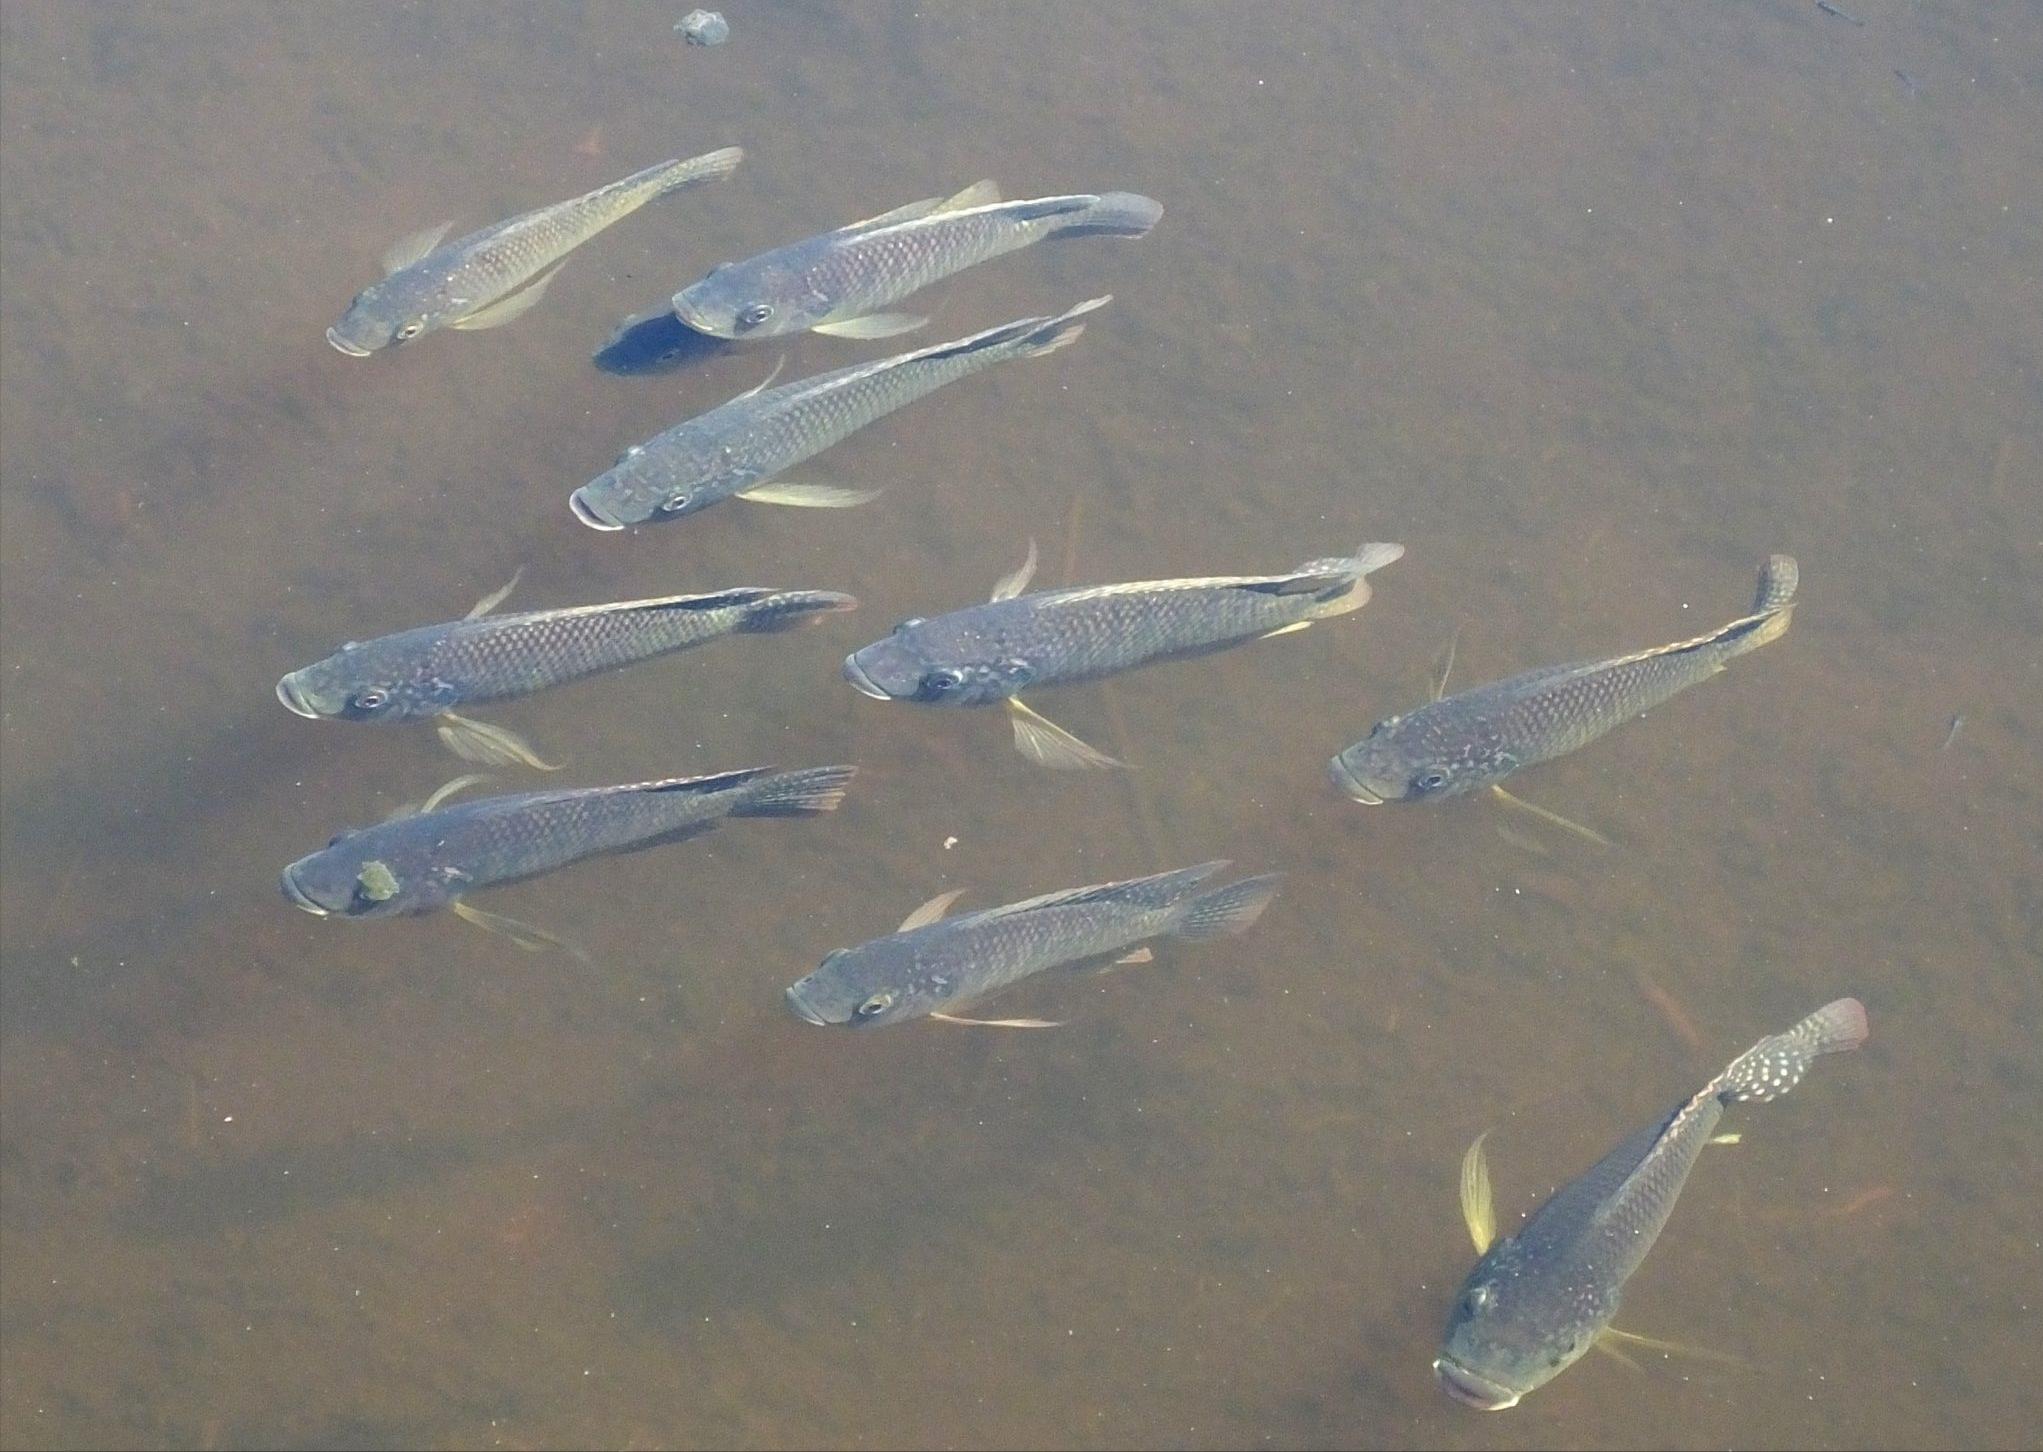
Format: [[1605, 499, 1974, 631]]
[[673, 258, 813, 339], [569, 434, 729, 530], [276, 639, 447, 722], [1328, 712, 1486, 804], [784, 945, 931, 1028], [279, 833, 434, 920], [842, 616, 1031, 707], [327, 271, 450, 356], [1435, 1245, 1594, 1411]]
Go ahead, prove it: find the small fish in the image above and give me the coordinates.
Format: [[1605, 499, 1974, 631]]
[[327, 147, 742, 355], [1939, 714, 1964, 750], [784, 862, 1280, 1028], [672, 181, 1161, 340], [280, 765, 854, 933], [278, 583, 855, 769], [570, 297, 1106, 530], [1815, 0, 1865, 25], [1331, 556, 1797, 804], [676, 8, 728, 45], [1436, 998, 1868, 1411], [844, 541, 1404, 769]]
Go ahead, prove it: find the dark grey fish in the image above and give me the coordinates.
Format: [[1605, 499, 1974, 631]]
[[844, 541, 1404, 769], [784, 862, 1281, 1029], [280, 765, 854, 928], [1331, 556, 1797, 805], [277, 584, 855, 769], [1437, 997, 1867, 1411], [569, 297, 1105, 530], [327, 147, 742, 355], [672, 181, 1160, 340]]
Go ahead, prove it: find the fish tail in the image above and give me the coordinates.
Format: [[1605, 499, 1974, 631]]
[[1712, 554, 1799, 659], [1171, 874, 1283, 942], [1714, 997, 1867, 1104], [728, 764, 857, 818], [640, 146, 745, 199], [1011, 295, 1113, 359], [1283, 541, 1406, 618], [734, 589, 860, 633], [1047, 191, 1165, 239]]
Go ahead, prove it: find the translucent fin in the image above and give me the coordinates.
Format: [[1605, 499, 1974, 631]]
[[1432, 626, 1461, 701], [1013, 294, 1109, 358], [1460, 1131, 1496, 1254], [451, 900, 589, 962], [928, 1010, 1062, 1029], [1007, 696, 1123, 770], [1173, 874, 1281, 941], [1490, 784, 1612, 848], [1112, 946, 1154, 965], [1493, 825, 1550, 857], [935, 179, 1000, 213], [1709, 1133, 1742, 1145], [990, 538, 1039, 602], [382, 221, 453, 275], [736, 480, 883, 508], [843, 180, 999, 232], [449, 263, 564, 330], [465, 567, 524, 619], [419, 773, 490, 814], [733, 355, 786, 400], [1723, 601, 1794, 659], [811, 313, 928, 340], [1259, 620, 1312, 639], [438, 713, 563, 771], [1600, 1326, 1748, 1368], [1590, 1335, 1643, 1372], [897, 888, 967, 932], [728, 763, 856, 817]]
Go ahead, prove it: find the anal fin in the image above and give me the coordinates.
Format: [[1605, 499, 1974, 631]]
[[1460, 1131, 1496, 1254], [450, 262, 565, 330], [812, 312, 928, 340], [1490, 785, 1612, 848], [928, 1010, 1061, 1029], [737, 480, 883, 508], [452, 900, 589, 962]]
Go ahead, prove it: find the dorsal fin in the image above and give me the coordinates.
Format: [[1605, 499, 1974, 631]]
[[839, 179, 1000, 234], [990, 539, 1039, 602], [382, 220, 453, 275], [897, 888, 967, 931]]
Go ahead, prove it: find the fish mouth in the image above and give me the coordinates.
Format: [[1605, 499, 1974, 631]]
[[1432, 1356, 1521, 1411], [784, 982, 830, 1026], [275, 673, 321, 719], [1327, 755, 1385, 805], [278, 865, 331, 916], [325, 327, 374, 358], [670, 290, 729, 338], [569, 487, 627, 532], [841, 653, 889, 700]]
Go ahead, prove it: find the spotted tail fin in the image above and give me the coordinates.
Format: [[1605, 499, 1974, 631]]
[[1714, 997, 1867, 1105]]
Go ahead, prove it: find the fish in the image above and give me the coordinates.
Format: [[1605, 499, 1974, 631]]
[[844, 540, 1405, 769], [784, 862, 1281, 1028], [569, 297, 1107, 530], [1436, 997, 1868, 1411], [326, 146, 743, 355], [279, 765, 854, 943], [671, 181, 1161, 341], [1815, 0, 1865, 24], [277, 581, 856, 769], [1331, 555, 1797, 805]]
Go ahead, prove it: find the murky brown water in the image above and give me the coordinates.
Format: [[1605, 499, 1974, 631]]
[[3, 4, 2038, 1448]]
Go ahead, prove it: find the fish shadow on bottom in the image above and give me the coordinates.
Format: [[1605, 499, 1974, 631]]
[[593, 308, 734, 376]]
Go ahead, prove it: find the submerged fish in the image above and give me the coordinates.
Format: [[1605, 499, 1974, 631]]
[[277, 581, 856, 769], [570, 296, 1106, 530], [327, 147, 743, 355], [785, 861, 1280, 1028], [1331, 555, 1797, 805], [844, 540, 1405, 769], [280, 765, 854, 939], [1437, 996, 1867, 1411], [672, 180, 1161, 340]]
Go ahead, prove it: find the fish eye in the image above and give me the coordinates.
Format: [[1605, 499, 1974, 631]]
[[920, 668, 963, 697], [658, 492, 691, 514], [395, 321, 423, 342], [1415, 770, 1448, 792], [737, 302, 774, 329], [351, 688, 390, 713], [855, 991, 894, 1018], [1463, 1285, 1494, 1315]]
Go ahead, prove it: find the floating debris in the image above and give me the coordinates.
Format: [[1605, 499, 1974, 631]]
[[677, 9, 728, 46]]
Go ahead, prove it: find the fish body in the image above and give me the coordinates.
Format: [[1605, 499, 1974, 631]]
[[279, 765, 853, 920], [277, 587, 855, 722], [1436, 997, 1868, 1411], [672, 183, 1161, 339], [327, 147, 743, 355], [1331, 556, 1797, 804], [570, 297, 1106, 529], [844, 542, 1405, 705], [784, 862, 1280, 1027]]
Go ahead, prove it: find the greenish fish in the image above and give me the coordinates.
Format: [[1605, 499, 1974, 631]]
[[569, 296, 1106, 530], [784, 862, 1280, 1029], [277, 579, 856, 769], [672, 180, 1161, 340], [327, 146, 742, 354], [843, 540, 1404, 769], [1331, 555, 1797, 804], [1437, 996, 1867, 1411]]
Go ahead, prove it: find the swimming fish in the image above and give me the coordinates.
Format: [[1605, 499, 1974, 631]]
[[326, 147, 743, 355], [277, 580, 856, 769], [784, 861, 1280, 1028], [844, 540, 1405, 769], [279, 766, 855, 945], [1330, 555, 1797, 805], [671, 181, 1161, 340], [569, 297, 1106, 530], [1436, 997, 1868, 1411]]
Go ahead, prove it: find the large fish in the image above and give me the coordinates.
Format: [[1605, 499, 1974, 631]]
[[280, 766, 854, 948], [1436, 997, 1867, 1411], [277, 580, 856, 769], [327, 147, 742, 355], [784, 862, 1280, 1029], [1331, 555, 1797, 805], [569, 297, 1106, 530], [844, 541, 1405, 768], [671, 180, 1161, 340]]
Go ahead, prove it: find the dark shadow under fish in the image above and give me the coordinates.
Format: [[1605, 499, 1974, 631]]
[[593, 307, 736, 376]]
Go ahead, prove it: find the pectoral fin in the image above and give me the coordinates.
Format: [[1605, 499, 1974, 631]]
[[1598, 1326, 1746, 1368], [928, 1011, 1062, 1029], [465, 566, 524, 619], [1432, 626, 1461, 701], [450, 263, 564, 330], [1490, 785, 1612, 848], [1113, 946, 1154, 965], [1460, 1131, 1496, 1254], [438, 713, 562, 771], [733, 355, 786, 399], [736, 480, 883, 508], [451, 900, 589, 962], [1259, 620, 1312, 639], [811, 313, 927, 340], [990, 538, 1039, 602], [897, 888, 967, 931], [1007, 697, 1124, 770], [382, 221, 453, 275]]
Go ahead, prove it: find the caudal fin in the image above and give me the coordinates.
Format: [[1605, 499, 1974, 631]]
[[730, 764, 857, 818], [1716, 997, 1867, 1104], [1716, 554, 1798, 659], [1013, 294, 1113, 359], [1171, 874, 1283, 942], [1049, 191, 1165, 239], [647, 146, 744, 197]]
